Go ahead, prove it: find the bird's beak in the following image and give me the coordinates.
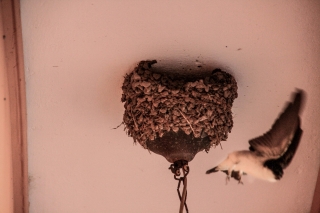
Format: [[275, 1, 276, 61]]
[[206, 167, 218, 174]]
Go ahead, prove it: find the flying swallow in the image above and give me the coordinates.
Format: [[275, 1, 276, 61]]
[[206, 90, 305, 183]]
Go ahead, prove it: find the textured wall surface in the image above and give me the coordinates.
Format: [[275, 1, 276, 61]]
[[21, 1, 320, 212]]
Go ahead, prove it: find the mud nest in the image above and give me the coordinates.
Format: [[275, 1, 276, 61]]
[[121, 60, 238, 154]]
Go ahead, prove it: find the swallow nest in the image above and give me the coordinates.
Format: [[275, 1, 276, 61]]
[[121, 60, 238, 151]]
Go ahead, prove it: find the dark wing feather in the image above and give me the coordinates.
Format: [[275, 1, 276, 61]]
[[248, 91, 304, 158], [263, 121, 303, 179], [273, 120, 303, 169]]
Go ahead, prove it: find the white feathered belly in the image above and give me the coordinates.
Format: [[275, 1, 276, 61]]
[[234, 155, 277, 182]]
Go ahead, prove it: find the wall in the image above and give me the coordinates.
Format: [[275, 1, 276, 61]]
[[21, 1, 320, 213], [0, 5, 13, 213]]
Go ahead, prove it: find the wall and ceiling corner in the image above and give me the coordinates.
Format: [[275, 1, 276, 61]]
[[0, 3, 13, 213], [0, 0, 28, 213]]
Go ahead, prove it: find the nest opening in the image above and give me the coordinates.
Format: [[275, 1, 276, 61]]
[[121, 60, 238, 162]]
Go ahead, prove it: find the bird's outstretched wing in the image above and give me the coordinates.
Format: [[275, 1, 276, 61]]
[[264, 121, 303, 171], [248, 90, 304, 158]]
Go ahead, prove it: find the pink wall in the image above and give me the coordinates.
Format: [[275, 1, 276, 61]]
[[21, 1, 320, 212], [0, 6, 13, 213]]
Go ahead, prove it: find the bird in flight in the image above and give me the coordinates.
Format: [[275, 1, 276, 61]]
[[206, 90, 305, 183]]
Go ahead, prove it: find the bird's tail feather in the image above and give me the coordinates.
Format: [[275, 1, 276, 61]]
[[206, 167, 219, 174]]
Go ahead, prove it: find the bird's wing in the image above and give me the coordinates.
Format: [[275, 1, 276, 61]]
[[248, 91, 304, 158], [264, 121, 303, 170], [276, 123, 303, 169]]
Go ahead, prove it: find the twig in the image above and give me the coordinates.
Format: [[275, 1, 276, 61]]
[[131, 108, 138, 129], [112, 122, 124, 129], [146, 144, 152, 154], [177, 109, 195, 135]]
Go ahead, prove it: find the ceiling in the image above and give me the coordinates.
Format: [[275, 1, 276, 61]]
[[21, 1, 320, 212]]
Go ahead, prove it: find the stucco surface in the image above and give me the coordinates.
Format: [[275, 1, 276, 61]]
[[21, 1, 320, 212]]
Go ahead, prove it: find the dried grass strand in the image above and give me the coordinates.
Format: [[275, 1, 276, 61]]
[[177, 109, 195, 135]]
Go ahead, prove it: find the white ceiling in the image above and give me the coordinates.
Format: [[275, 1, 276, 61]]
[[21, 1, 320, 212]]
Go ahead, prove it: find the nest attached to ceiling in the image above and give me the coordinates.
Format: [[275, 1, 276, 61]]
[[121, 60, 238, 163]]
